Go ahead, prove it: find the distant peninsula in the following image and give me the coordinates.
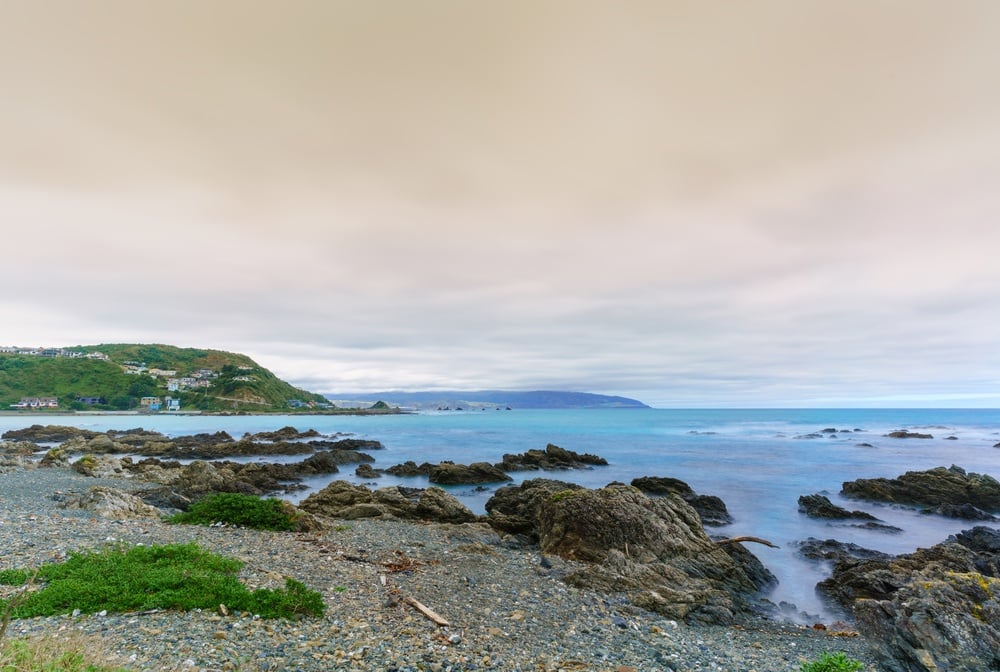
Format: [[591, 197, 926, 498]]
[[324, 390, 649, 410]]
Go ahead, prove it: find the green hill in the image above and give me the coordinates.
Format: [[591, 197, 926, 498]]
[[0, 344, 331, 413]]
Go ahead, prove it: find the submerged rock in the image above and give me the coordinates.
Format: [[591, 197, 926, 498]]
[[794, 538, 892, 564], [841, 465, 1000, 511], [797, 493, 879, 521], [922, 502, 998, 521], [884, 430, 934, 439]]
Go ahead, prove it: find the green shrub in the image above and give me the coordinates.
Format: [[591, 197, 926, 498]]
[[800, 651, 865, 672], [167, 492, 296, 531], [0, 543, 324, 620]]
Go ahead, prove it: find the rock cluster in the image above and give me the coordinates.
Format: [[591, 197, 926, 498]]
[[496, 443, 607, 471], [820, 527, 1000, 672], [841, 465, 1000, 512], [382, 444, 610, 484]]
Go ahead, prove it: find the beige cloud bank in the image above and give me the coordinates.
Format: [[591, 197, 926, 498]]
[[1, 1, 999, 405]]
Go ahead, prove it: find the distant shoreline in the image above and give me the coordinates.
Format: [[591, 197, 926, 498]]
[[0, 409, 410, 417]]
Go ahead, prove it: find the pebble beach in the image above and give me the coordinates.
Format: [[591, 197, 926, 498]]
[[0, 466, 881, 672]]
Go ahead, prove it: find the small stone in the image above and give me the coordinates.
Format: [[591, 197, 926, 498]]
[[219, 603, 229, 616], [214, 630, 227, 640], [448, 633, 462, 644]]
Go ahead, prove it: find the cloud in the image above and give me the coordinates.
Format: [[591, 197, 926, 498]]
[[1, 1, 999, 406]]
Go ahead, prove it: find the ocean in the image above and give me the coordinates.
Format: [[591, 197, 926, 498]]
[[3, 407, 999, 621]]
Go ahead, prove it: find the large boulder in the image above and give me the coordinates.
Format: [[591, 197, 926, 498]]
[[58, 486, 163, 520], [485, 478, 583, 540], [631, 476, 733, 526], [842, 527, 1000, 672], [841, 465, 1000, 511], [298, 480, 477, 524], [428, 461, 512, 485], [535, 483, 771, 624]]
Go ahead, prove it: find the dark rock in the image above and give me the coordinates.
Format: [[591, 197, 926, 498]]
[[535, 483, 771, 624], [843, 527, 1000, 672], [884, 429, 933, 439], [848, 521, 904, 533], [428, 461, 512, 485], [856, 443, 875, 448], [797, 493, 878, 520], [246, 426, 320, 441], [817, 526, 1000, 611], [923, 502, 998, 521], [631, 476, 694, 497], [794, 538, 892, 563], [496, 443, 608, 471], [944, 435, 958, 440], [307, 438, 385, 451], [841, 465, 1000, 511], [820, 428, 837, 433], [298, 480, 476, 523], [485, 479, 583, 540], [2, 424, 98, 443], [355, 464, 381, 479], [631, 476, 733, 526], [171, 431, 235, 446], [384, 461, 434, 477]]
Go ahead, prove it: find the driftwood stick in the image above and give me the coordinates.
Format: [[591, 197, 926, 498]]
[[714, 536, 779, 549], [404, 596, 450, 626]]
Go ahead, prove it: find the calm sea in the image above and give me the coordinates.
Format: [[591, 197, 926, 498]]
[[3, 408, 999, 621]]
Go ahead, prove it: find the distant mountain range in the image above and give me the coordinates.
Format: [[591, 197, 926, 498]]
[[324, 390, 649, 410]]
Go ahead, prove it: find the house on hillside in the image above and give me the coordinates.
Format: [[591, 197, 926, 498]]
[[164, 397, 181, 412], [85, 351, 109, 360], [77, 396, 106, 405], [11, 397, 59, 409], [139, 396, 162, 411]]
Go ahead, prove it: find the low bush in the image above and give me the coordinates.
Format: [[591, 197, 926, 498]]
[[800, 651, 865, 672], [0, 542, 324, 620], [167, 492, 296, 531]]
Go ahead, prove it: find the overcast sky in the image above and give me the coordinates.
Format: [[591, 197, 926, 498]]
[[2, 1, 999, 408]]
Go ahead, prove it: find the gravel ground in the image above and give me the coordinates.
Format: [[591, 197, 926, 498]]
[[0, 464, 883, 671]]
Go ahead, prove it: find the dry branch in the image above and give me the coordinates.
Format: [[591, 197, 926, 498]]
[[404, 596, 450, 626]]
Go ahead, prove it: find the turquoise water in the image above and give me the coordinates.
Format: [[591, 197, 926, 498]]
[[3, 408, 999, 620]]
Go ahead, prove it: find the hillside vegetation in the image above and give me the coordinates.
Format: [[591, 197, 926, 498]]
[[0, 344, 331, 413]]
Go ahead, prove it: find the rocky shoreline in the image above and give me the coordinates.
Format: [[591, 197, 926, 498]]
[[4, 425, 1000, 670], [0, 460, 882, 670]]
